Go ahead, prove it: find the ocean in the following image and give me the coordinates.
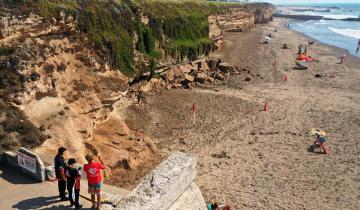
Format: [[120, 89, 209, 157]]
[[278, 3, 360, 57]]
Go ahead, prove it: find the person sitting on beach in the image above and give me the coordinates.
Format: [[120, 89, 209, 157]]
[[294, 61, 308, 70], [313, 134, 328, 154], [308, 41, 314, 46], [264, 36, 271, 44], [297, 53, 306, 61], [207, 203, 231, 210], [282, 43, 288, 49], [297, 44, 303, 54]]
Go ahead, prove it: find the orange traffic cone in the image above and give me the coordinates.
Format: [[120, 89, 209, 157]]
[[283, 74, 288, 81], [263, 101, 269, 112]]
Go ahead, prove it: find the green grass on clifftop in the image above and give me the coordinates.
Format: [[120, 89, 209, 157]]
[[1, 0, 232, 75]]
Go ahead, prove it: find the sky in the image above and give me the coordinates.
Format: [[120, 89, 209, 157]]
[[250, 0, 360, 5]]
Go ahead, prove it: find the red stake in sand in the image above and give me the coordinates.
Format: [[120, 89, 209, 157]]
[[263, 101, 269, 112], [283, 74, 288, 81], [192, 101, 197, 126]]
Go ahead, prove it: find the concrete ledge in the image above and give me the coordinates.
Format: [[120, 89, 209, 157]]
[[1, 151, 18, 168], [168, 182, 207, 210], [0, 148, 45, 182], [117, 152, 197, 210], [18, 147, 46, 182]]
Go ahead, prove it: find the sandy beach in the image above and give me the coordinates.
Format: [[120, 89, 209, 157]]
[[124, 18, 360, 209]]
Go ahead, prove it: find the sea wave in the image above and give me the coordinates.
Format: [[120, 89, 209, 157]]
[[314, 20, 327, 25], [301, 11, 358, 20], [322, 14, 359, 20], [304, 20, 314, 23], [329, 27, 360, 39]]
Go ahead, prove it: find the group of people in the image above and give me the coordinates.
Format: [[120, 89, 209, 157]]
[[54, 147, 106, 209], [296, 44, 317, 62], [207, 203, 231, 210]]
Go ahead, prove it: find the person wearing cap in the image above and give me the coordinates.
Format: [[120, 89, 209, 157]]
[[65, 158, 83, 209], [54, 147, 68, 201]]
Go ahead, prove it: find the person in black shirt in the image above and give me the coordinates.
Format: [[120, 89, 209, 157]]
[[65, 158, 83, 209], [54, 147, 68, 201]]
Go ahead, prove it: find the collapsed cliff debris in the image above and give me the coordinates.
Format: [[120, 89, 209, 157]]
[[136, 58, 254, 93]]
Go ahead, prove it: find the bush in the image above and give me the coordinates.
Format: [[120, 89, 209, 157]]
[[57, 62, 67, 72], [43, 63, 55, 73]]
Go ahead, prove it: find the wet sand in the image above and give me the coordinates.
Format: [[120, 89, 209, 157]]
[[125, 18, 360, 209]]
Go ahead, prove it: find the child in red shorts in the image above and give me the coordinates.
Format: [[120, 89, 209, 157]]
[[84, 153, 105, 209]]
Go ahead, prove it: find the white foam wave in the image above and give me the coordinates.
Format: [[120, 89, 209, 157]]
[[301, 12, 358, 20], [329, 27, 360, 39], [304, 20, 314, 24], [314, 20, 327, 25], [323, 14, 359, 19]]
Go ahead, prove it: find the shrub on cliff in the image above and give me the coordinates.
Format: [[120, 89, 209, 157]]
[[0, 0, 231, 75]]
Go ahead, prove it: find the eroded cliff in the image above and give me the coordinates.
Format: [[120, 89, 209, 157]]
[[0, 0, 274, 188]]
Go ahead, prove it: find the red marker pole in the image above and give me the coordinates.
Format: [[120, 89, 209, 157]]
[[192, 101, 197, 126]]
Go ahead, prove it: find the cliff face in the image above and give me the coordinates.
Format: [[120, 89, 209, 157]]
[[0, 0, 273, 188], [213, 3, 275, 33], [0, 6, 158, 189]]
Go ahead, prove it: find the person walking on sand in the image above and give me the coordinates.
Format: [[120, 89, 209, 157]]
[[54, 147, 68, 201], [84, 153, 106, 209], [340, 54, 346, 64], [356, 39, 360, 54]]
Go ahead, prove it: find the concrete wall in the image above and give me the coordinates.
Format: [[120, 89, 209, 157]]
[[115, 151, 206, 210], [168, 182, 207, 210], [0, 147, 46, 182]]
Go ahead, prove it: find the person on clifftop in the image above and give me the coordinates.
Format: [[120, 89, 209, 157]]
[[65, 158, 83, 209], [54, 147, 68, 201], [84, 153, 106, 209]]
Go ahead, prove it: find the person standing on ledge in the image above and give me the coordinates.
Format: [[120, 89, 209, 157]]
[[54, 147, 68, 201], [65, 158, 83, 209], [84, 153, 106, 210]]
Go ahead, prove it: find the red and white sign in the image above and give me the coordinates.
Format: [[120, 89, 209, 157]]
[[17, 152, 37, 174]]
